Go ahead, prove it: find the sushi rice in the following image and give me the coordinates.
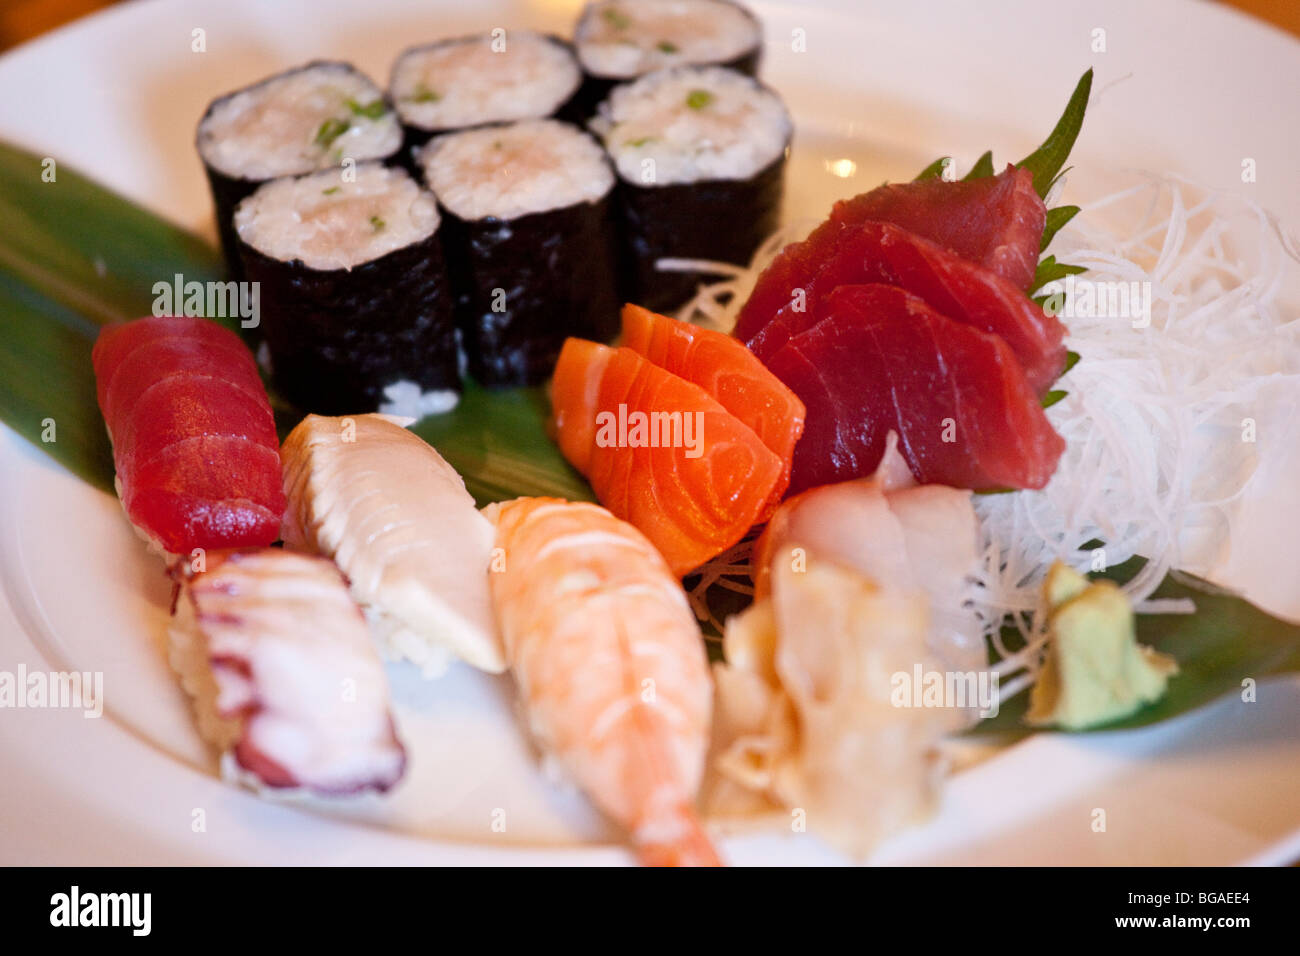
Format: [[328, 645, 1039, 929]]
[[575, 0, 761, 80], [391, 31, 581, 135]]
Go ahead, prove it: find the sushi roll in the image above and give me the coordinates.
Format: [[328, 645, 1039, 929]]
[[196, 61, 402, 277], [592, 65, 791, 312], [234, 162, 459, 415], [169, 548, 407, 796], [417, 119, 620, 386], [389, 31, 583, 157], [573, 0, 763, 116]]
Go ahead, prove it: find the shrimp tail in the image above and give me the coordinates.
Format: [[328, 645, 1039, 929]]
[[634, 803, 723, 867]]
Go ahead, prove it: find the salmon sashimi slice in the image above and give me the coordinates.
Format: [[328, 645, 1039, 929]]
[[92, 316, 285, 554], [765, 284, 1064, 493], [483, 497, 719, 866], [620, 304, 805, 512], [551, 338, 783, 577], [744, 221, 1066, 393], [829, 165, 1047, 291]]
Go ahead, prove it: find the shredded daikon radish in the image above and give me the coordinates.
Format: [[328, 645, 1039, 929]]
[[675, 173, 1300, 701]]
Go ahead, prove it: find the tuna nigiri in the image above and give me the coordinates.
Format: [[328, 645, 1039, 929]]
[[92, 316, 285, 555], [744, 221, 1066, 393], [168, 548, 406, 795], [281, 413, 504, 676], [484, 497, 719, 866], [620, 303, 805, 511], [551, 338, 783, 577], [766, 284, 1064, 493]]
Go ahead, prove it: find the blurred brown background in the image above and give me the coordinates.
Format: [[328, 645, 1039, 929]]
[[1, 0, 1297, 52]]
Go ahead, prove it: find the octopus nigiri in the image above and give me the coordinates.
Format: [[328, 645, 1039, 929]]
[[483, 497, 720, 866], [91, 315, 285, 554], [168, 548, 406, 795], [281, 413, 503, 676]]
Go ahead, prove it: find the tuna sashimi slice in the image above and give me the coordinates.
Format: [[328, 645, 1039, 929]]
[[551, 339, 783, 577], [766, 284, 1064, 493], [745, 220, 1066, 393], [830, 165, 1046, 291], [620, 304, 805, 513]]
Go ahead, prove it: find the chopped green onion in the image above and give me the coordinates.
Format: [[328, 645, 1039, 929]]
[[322, 186, 341, 195], [603, 7, 632, 29], [407, 84, 441, 104], [314, 117, 350, 148], [346, 98, 388, 119], [625, 136, 655, 148], [685, 89, 714, 110], [656, 41, 678, 54], [369, 215, 386, 232]]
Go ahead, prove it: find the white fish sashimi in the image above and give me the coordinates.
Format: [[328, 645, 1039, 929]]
[[168, 548, 406, 796], [281, 413, 504, 675]]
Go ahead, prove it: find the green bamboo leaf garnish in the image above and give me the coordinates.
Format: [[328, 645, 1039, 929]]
[[962, 150, 994, 181], [913, 156, 952, 182], [1041, 389, 1068, 409], [1030, 254, 1088, 295], [973, 557, 1300, 739], [1040, 204, 1081, 252], [1015, 69, 1093, 200]]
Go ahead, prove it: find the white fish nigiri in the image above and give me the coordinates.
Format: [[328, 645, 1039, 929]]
[[484, 497, 720, 866], [168, 548, 406, 795], [281, 413, 504, 676]]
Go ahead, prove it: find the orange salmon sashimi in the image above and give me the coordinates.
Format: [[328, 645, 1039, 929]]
[[484, 497, 720, 866], [620, 304, 805, 514], [551, 338, 783, 578]]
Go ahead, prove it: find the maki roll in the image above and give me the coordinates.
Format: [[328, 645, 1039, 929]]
[[573, 0, 762, 115], [417, 119, 620, 387], [234, 162, 459, 416], [390, 32, 583, 157], [196, 61, 402, 277], [592, 65, 791, 312]]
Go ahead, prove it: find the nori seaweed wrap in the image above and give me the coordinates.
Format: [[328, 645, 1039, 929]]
[[196, 61, 402, 279], [234, 163, 459, 414], [418, 119, 620, 387]]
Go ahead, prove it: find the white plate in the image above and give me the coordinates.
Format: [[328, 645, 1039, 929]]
[[1, 0, 1298, 866]]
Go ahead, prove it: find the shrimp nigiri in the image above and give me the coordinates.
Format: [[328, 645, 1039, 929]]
[[483, 497, 720, 866], [168, 548, 406, 795], [92, 315, 285, 555]]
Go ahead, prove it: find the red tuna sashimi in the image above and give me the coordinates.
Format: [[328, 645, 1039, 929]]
[[744, 221, 1066, 394], [830, 165, 1046, 290], [766, 284, 1064, 494], [92, 316, 285, 553]]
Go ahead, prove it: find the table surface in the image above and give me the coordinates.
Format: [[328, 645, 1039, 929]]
[[2, 0, 1299, 52]]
